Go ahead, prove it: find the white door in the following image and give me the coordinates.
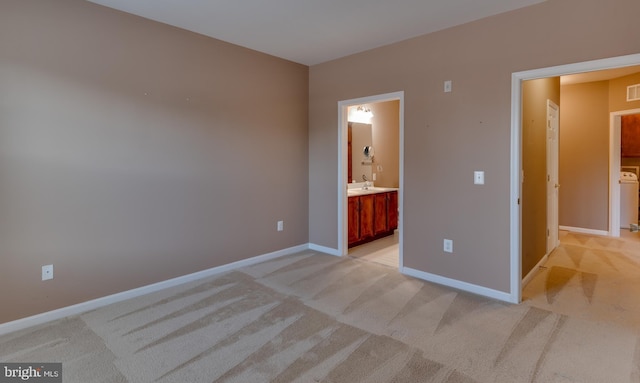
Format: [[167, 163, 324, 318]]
[[547, 100, 560, 253]]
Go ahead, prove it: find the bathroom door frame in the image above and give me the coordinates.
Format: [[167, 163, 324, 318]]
[[337, 91, 404, 267]]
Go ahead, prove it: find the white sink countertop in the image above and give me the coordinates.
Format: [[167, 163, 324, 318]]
[[347, 186, 398, 196]]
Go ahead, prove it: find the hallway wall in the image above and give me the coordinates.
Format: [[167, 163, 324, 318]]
[[558, 71, 640, 233], [522, 78, 560, 277], [559, 82, 610, 231]]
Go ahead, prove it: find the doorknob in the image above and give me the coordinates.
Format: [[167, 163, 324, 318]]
[[555, 184, 560, 189]]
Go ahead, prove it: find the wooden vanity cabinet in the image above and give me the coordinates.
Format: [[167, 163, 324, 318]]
[[374, 193, 388, 235], [622, 114, 640, 157], [388, 191, 398, 231], [347, 196, 360, 244], [348, 191, 398, 247], [348, 194, 374, 244], [359, 195, 375, 239]]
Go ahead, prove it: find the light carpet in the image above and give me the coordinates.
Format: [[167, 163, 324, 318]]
[[2, 238, 640, 382]]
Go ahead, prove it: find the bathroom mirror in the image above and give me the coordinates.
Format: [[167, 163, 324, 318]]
[[348, 122, 373, 183]]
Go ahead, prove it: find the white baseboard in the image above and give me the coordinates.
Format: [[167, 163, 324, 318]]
[[0, 244, 308, 336], [308, 243, 341, 256], [522, 252, 549, 287], [559, 225, 609, 236], [401, 267, 516, 304]]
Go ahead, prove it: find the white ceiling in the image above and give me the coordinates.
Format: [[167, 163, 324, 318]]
[[87, 0, 546, 66]]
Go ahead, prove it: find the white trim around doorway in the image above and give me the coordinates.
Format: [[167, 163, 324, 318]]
[[337, 91, 405, 268], [511, 53, 640, 304], [610, 108, 640, 238]]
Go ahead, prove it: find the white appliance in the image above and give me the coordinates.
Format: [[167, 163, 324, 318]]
[[620, 171, 639, 229]]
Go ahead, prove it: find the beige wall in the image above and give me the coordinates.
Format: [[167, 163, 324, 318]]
[[559, 82, 610, 231], [522, 78, 560, 277], [309, 0, 640, 292], [611, 73, 640, 174], [370, 101, 400, 188], [0, 0, 309, 324], [557, 71, 640, 233], [610, 72, 640, 112]]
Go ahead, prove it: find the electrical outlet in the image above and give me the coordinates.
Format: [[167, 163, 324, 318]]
[[277, 220, 284, 231], [474, 171, 485, 185], [443, 239, 453, 253], [42, 264, 54, 281], [444, 80, 452, 93]]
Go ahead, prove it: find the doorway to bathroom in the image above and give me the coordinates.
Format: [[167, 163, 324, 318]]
[[337, 91, 404, 269]]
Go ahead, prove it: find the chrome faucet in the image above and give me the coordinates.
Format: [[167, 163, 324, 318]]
[[362, 175, 370, 189]]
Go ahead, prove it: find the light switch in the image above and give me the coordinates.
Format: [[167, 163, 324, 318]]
[[474, 171, 485, 185]]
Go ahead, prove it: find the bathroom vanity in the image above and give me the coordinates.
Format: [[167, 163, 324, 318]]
[[347, 187, 398, 247]]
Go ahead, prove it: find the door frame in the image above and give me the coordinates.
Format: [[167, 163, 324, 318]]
[[547, 99, 560, 255], [546, 99, 560, 254], [610, 108, 640, 237], [337, 91, 404, 267], [510, 53, 640, 303]]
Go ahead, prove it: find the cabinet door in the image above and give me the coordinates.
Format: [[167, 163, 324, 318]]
[[348, 197, 360, 244], [348, 123, 353, 182], [622, 114, 640, 157], [359, 194, 375, 240], [388, 191, 398, 231], [374, 193, 388, 235]]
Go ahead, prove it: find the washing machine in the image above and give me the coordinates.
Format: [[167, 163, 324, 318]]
[[620, 171, 639, 229]]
